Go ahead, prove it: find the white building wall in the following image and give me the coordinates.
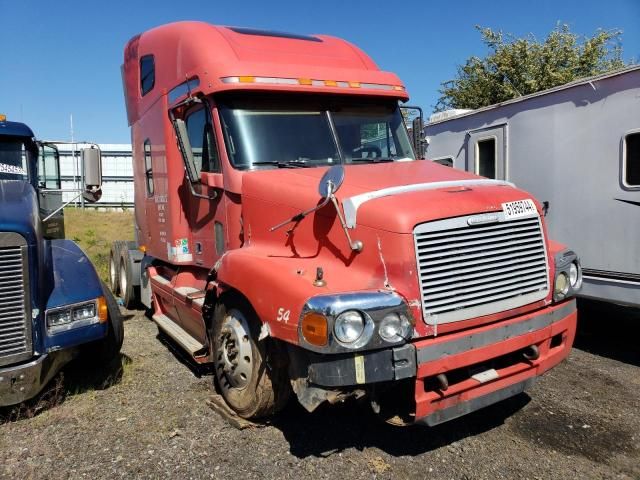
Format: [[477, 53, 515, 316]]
[[57, 143, 134, 207]]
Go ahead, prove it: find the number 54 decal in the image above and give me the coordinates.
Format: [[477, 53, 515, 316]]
[[277, 308, 291, 323]]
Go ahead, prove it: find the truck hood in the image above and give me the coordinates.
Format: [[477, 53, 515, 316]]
[[242, 161, 541, 234], [0, 180, 40, 244]]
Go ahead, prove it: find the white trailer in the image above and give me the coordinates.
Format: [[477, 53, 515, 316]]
[[424, 65, 640, 307]]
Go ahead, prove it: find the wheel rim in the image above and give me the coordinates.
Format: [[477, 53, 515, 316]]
[[110, 256, 117, 288], [216, 309, 253, 390], [120, 261, 127, 296]]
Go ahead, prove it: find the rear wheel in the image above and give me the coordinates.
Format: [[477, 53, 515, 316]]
[[119, 250, 137, 309], [212, 299, 290, 419], [109, 241, 127, 294]]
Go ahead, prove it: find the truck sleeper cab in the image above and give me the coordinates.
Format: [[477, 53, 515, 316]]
[[117, 22, 579, 425], [0, 117, 123, 407]]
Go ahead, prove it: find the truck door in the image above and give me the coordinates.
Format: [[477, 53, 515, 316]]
[[38, 144, 65, 239], [173, 103, 226, 344], [467, 125, 507, 180]]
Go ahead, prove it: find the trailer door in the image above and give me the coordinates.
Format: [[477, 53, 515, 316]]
[[467, 126, 506, 180]]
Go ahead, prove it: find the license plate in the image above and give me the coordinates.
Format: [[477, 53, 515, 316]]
[[502, 199, 537, 220]]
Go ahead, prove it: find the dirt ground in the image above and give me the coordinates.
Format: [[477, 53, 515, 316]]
[[1, 301, 638, 480]]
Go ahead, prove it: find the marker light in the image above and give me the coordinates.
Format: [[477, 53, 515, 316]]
[[220, 76, 404, 92], [0, 114, 6, 122], [301, 312, 328, 346]]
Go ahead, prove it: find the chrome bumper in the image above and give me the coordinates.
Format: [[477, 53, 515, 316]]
[[0, 350, 73, 407]]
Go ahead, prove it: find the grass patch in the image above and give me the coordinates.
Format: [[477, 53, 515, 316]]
[[64, 208, 134, 282]]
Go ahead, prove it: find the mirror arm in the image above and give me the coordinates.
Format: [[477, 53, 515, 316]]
[[188, 180, 218, 201], [330, 195, 363, 252], [270, 193, 332, 232], [42, 192, 83, 222]]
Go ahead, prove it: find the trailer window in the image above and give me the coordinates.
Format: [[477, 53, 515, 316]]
[[140, 55, 155, 96], [476, 138, 496, 179], [144, 139, 153, 195], [624, 132, 640, 187], [185, 107, 220, 175]]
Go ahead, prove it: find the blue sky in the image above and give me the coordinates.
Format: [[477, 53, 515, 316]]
[[1, 0, 638, 143]]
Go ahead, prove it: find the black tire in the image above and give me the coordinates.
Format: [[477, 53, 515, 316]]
[[109, 241, 127, 295], [84, 283, 124, 363], [212, 298, 290, 419], [119, 248, 137, 309]]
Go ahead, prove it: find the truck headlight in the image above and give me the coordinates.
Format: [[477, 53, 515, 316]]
[[300, 292, 413, 353], [46, 297, 107, 334], [379, 312, 411, 342], [334, 310, 365, 344], [553, 250, 582, 302]]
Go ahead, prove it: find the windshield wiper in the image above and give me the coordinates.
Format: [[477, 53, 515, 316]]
[[350, 157, 395, 163], [251, 159, 311, 169]]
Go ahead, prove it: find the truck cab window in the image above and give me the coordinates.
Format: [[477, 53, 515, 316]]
[[218, 95, 414, 169], [144, 140, 154, 195], [476, 138, 496, 179], [185, 107, 220, 175], [0, 139, 30, 181], [38, 145, 61, 189], [140, 55, 155, 96], [624, 132, 640, 187], [333, 106, 414, 163]]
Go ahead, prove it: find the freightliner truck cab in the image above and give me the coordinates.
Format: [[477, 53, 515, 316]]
[[0, 116, 123, 407], [115, 22, 581, 425]]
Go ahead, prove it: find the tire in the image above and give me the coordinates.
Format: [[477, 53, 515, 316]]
[[84, 282, 124, 364], [212, 298, 290, 419], [119, 248, 137, 309], [109, 240, 127, 295]]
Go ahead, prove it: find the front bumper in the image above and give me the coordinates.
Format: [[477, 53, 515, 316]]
[[0, 350, 74, 407], [414, 300, 577, 425], [301, 300, 577, 425]]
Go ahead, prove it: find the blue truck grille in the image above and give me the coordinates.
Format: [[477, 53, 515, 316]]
[[0, 234, 32, 368]]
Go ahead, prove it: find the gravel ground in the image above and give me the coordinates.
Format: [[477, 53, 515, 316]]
[[0, 301, 638, 480]]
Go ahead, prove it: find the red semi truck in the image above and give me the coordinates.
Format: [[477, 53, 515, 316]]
[[113, 22, 581, 425]]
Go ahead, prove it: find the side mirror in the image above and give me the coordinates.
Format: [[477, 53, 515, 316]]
[[318, 165, 345, 198], [82, 147, 102, 203]]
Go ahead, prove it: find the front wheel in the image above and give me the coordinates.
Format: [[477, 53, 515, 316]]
[[212, 299, 290, 419], [84, 283, 124, 364]]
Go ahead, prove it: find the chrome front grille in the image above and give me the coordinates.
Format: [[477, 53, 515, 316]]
[[414, 214, 549, 326], [0, 233, 32, 367]]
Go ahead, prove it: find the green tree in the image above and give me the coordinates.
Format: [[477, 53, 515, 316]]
[[435, 24, 629, 111]]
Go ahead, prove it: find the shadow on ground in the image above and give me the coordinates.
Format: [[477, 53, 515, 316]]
[[0, 352, 131, 424], [575, 299, 640, 367], [269, 392, 531, 458]]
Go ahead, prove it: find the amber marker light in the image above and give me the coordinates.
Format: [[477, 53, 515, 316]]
[[301, 312, 328, 346], [139, 245, 147, 253], [97, 296, 109, 323], [0, 114, 6, 121]]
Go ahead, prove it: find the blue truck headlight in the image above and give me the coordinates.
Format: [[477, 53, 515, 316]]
[[46, 300, 102, 334]]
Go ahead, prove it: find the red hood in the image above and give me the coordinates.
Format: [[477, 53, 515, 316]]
[[242, 161, 541, 233]]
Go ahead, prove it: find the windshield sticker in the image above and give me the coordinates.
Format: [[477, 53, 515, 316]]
[[0, 163, 26, 175]]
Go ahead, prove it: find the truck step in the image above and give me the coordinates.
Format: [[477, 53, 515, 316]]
[[152, 313, 206, 357]]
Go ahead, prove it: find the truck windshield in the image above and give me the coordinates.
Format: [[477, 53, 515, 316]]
[[0, 137, 31, 181], [218, 95, 415, 169]]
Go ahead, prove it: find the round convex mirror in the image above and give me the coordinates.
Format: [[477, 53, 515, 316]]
[[318, 165, 345, 198]]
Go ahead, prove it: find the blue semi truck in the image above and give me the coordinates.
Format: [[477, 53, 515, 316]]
[[0, 115, 123, 407]]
